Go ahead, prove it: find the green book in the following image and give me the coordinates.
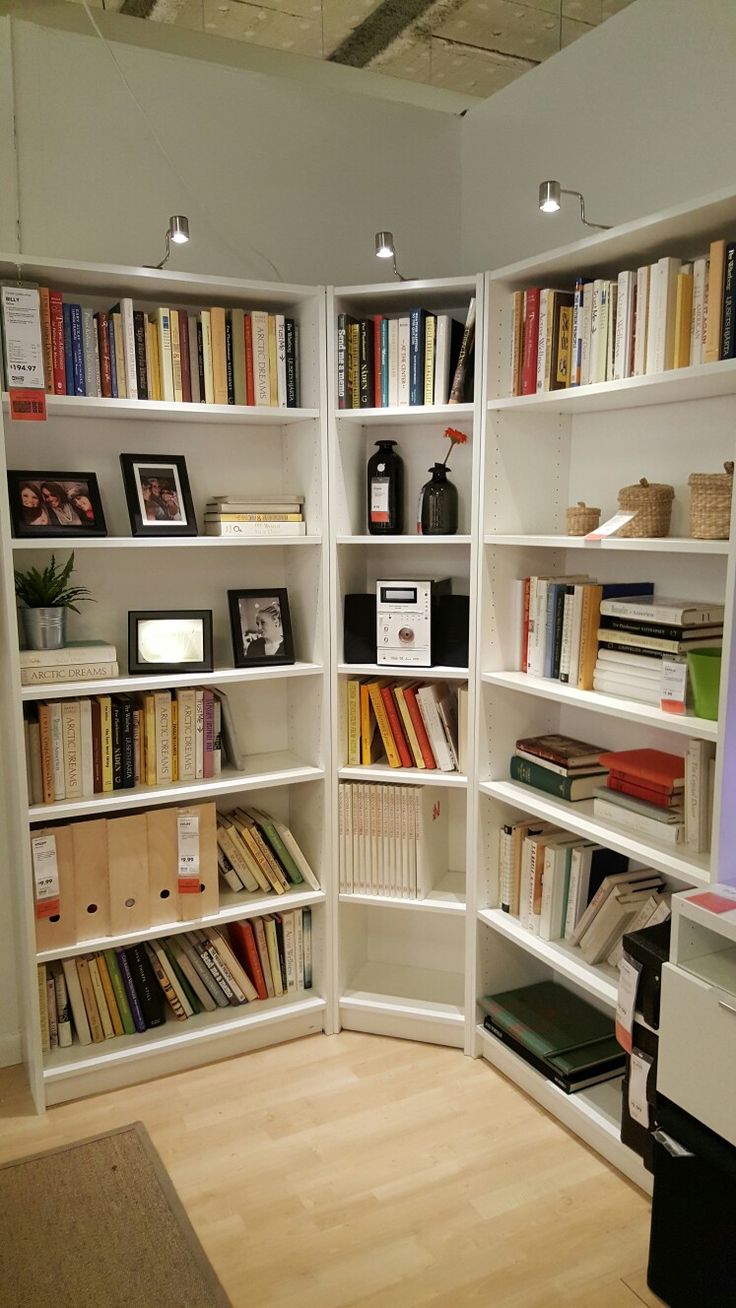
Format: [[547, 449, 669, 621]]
[[159, 937, 202, 1014], [480, 981, 622, 1090], [103, 948, 135, 1035], [510, 755, 604, 802], [245, 807, 303, 885]]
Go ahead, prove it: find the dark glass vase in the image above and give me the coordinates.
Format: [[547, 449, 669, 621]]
[[367, 439, 404, 534], [419, 463, 458, 535]]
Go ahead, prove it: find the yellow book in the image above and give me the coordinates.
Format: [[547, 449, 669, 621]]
[[267, 315, 278, 406], [210, 306, 228, 405], [423, 315, 436, 404], [147, 317, 161, 400], [673, 271, 693, 368], [37, 965, 50, 1054], [170, 307, 183, 403], [348, 321, 360, 408], [367, 680, 402, 768], [360, 679, 381, 765], [394, 682, 425, 769], [556, 304, 573, 386], [200, 309, 214, 404], [112, 312, 127, 398], [704, 239, 726, 363], [94, 695, 113, 793], [95, 953, 124, 1037], [144, 692, 157, 787], [346, 680, 361, 767], [170, 699, 178, 783], [153, 306, 174, 401]]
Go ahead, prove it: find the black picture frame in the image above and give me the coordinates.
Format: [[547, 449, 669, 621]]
[[128, 610, 214, 675], [227, 589, 295, 668], [119, 453, 197, 537], [7, 470, 107, 538]]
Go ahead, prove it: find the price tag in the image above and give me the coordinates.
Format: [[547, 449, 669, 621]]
[[660, 656, 688, 714], [9, 388, 47, 421], [177, 813, 201, 894], [628, 1049, 653, 1128], [615, 955, 642, 1053], [31, 834, 60, 918], [584, 510, 635, 541]]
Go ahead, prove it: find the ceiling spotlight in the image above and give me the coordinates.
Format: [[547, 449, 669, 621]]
[[374, 230, 407, 281], [538, 181, 611, 231], [152, 215, 191, 269]]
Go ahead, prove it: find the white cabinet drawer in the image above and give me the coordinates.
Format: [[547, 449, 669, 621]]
[[658, 962, 736, 1148]]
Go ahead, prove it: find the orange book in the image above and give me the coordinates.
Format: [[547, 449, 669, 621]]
[[39, 287, 54, 393], [367, 681, 401, 768], [598, 748, 685, 791], [360, 680, 382, 765], [37, 702, 54, 805], [380, 685, 413, 768], [227, 919, 268, 1000], [576, 584, 603, 691], [704, 239, 726, 364], [402, 685, 437, 769]]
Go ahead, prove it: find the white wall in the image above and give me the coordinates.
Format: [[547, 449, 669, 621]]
[[461, 0, 736, 271]]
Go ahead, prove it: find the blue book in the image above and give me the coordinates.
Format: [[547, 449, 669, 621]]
[[409, 308, 428, 405], [107, 317, 118, 397], [62, 303, 74, 395], [380, 318, 389, 407], [68, 304, 85, 396]]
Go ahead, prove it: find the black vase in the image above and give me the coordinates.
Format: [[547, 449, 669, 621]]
[[367, 440, 404, 534], [419, 463, 458, 535]]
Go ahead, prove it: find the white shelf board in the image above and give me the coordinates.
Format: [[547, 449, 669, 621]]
[[479, 779, 710, 884], [29, 754, 324, 822], [337, 662, 468, 681], [487, 360, 736, 414], [337, 534, 471, 546], [43, 994, 326, 1083], [339, 765, 467, 788], [341, 960, 465, 1020], [340, 888, 465, 916], [336, 403, 474, 427], [36, 888, 326, 964], [13, 536, 322, 550], [21, 662, 324, 701], [485, 533, 730, 556], [482, 670, 719, 742], [478, 908, 618, 1008], [2, 394, 319, 424]]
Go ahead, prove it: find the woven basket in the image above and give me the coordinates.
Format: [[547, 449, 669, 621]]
[[617, 478, 674, 538], [688, 462, 734, 539], [566, 502, 601, 535]]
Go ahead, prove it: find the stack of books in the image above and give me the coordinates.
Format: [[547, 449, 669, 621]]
[[594, 747, 686, 846], [594, 595, 724, 705], [345, 678, 466, 774], [39, 909, 312, 1051], [204, 493, 306, 538], [338, 781, 447, 898], [509, 733, 609, 802], [337, 299, 475, 408], [519, 577, 653, 691], [216, 806, 320, 896], [20, 640, 118, 688]]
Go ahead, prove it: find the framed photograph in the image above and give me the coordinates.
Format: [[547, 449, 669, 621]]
[[7, 471, 107, 538], [120, 453, 197, 537], [228, 589, 295, 668], [128, 610, 213, 675]]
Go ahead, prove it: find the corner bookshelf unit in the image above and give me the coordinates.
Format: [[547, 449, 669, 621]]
[[472, 190, 736, 1189], [327, 277, 483, 1052], [0, 254, 332, 1109]]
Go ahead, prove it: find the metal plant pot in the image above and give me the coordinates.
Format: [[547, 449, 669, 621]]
[[21, 606, 68, 651]]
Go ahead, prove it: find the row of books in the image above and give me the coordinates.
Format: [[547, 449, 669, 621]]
[[205, 493, 306, 538], [509, 235, 736, 395], [498, 813, 671, 968], [337, 299, 475, 409], [344, 677, 466, 773], [590, 594, 723, 709], [0, 285, 300, 407], [38, 910, 313, 1052], [216, 806, 319, 896], [338, 782, 447, 898], [24, 686, 241, 806]]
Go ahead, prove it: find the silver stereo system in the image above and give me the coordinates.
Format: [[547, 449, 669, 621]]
[[376, 578, 450, 667]]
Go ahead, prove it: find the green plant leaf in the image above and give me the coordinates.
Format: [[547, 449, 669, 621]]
[[14, 551, 93, 610]]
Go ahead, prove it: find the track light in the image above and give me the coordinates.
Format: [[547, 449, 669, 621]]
[[374, 231, 407, 281], [152, 215, 191, 269], [538, 181, 611, 231]]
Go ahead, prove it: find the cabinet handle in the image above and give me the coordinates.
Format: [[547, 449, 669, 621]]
[[717, 999, 736, 1017]]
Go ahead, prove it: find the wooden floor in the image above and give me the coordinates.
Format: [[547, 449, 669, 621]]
[[0, 1032, 662, 1307]]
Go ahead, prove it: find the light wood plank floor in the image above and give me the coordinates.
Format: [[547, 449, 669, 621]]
[[0, 1032, 662, 1307]]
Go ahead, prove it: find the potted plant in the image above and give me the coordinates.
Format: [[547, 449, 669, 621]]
[[14, 552, 93, 650]]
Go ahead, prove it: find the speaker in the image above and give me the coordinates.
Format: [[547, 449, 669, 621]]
[[433, 594, 470, 666], [343, 594, 377, 663]]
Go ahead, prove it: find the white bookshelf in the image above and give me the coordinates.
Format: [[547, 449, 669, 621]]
[[0, 253, 332, 1109], [472, 190, 736, 1184], [327, 276, 483, 1053]]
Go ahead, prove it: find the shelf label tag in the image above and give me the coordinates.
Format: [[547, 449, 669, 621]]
[[615, 955, 642, 1053], [628, 1049, 653, 1128], [584, 510, 635, 541], [177, 813, 201, 894], [8, 388, 47, 421], [31, 834, 60, 918], [660, 656, 688, 714]]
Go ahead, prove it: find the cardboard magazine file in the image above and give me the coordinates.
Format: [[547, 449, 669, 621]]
[[107, 813, 150, 935], [175, 801, 219, 917], [145, 806, 181, 927], [33, 823, 77, 951], [71, 818, 110, 941]]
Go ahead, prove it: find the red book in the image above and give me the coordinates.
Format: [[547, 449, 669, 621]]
[[598, 748, 685, 791], [96, 312, 113, 397], [39, 288, 53, 394], [521, 576, 531, 672], [203, 689, 215, 779], [49, 291, 66, 394], [228, 920, 268, 1000], [607, 773, 680, 808], [179, 311, 192, 402], [402, 685, 437, 769], [521, 288, 541, 396], [244, 313, 255, 405], [380, 685, 413, 768], [373, 316, 383, 407]]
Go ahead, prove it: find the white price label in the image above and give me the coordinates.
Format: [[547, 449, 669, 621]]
[[628, 1050, 653, 1128], [177, 813, 200, 889], [660, 657, 688, 713], [584, 510, 636, 541], [615, 955, 642, 1053], [31, 834, 60, 916], [370, 478, 390, 522]]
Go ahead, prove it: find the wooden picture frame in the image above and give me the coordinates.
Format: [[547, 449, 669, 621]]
[[128, 610, 214, 675], [120, 453, 197, 537], [8, 470, 107, 538], [227, 589, 295, 668]]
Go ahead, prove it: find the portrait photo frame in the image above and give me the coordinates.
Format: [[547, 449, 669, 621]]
[[8, 470, 107, 538], [227, 588, 295, 668], [128, 610, 214, 675], [119, 453, 197, 537]]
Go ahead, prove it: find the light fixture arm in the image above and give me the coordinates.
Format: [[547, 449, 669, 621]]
[[389, 252, 407, 282], [154, 229, 173, 270], [560, 188, 611, 231]]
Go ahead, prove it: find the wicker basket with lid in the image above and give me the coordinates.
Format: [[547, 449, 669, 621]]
[[688, 462, 734, 539], [616, 477, 674, 538], [566, 502, 601, 536]]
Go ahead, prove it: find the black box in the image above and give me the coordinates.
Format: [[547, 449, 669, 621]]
[[621, 917, 671, 1029], [621, 1021, 659, 1172]]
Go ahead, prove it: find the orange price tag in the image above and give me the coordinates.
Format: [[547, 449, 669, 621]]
[[9, 388, 47, 421]]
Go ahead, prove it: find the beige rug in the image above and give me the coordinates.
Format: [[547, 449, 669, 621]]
[[0, 1121, 231, 1307]]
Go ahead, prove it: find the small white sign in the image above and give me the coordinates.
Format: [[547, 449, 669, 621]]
[[628, 1049, 653, 1128], [584, 510, 636, 541], [31, 834, 59, 905], [1, 286, 45, 389], [615, 955, 642, 1053], [177, 813, 200, 883], [660, 657, 688, 713]]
